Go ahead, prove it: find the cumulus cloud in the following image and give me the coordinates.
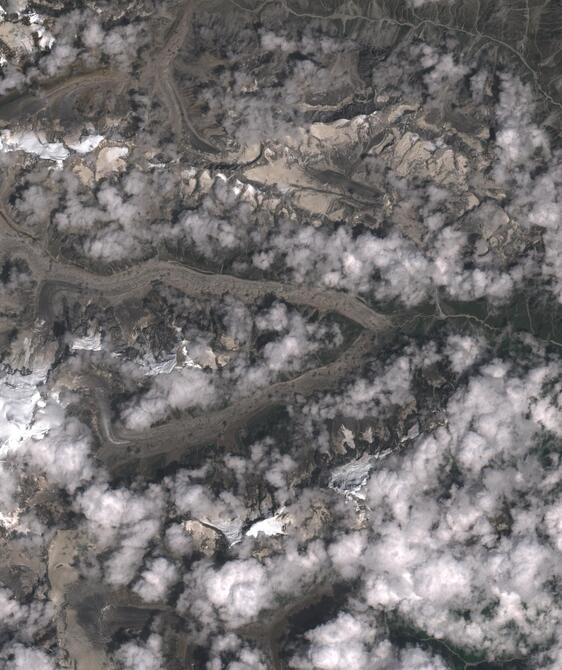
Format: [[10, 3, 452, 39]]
[[479, 72, 562, 302], [22, 398, 94, 491], [158, 338, 553, 666], [504, 142, 562, 300], [116, 297, 343, 429], [115, 634, 164, 670], [0, 643, 57, 670], [0, 586, 53, 641], [11, 131, 527, 307], [133, 557, 178, 603], [11, 162, 182, 263], [303, 341, 437, 427], [77, 483, 165, 586], [259, 28, 351, 56], [165, 171, 520, 306], [164, 523, 194, 557], [198, 558, 272, 625], [0, 586, 55, 669], [289, 612, 377, 669], [0, 5, 145, 97], [179, 540, 330, 632], [418, 44, 469, 95], [168, 469, 248, 545], [207, 633, 268, 670], [398, 647, 449, 669], [494, 73, 549, 176], [226, 301, 343, 395], [289, 609, 451, 669], [2, 8, 561, 669], [444, 334, 486, 373], [0, 364, 94, 492], [323, 352, 562, 663], [120, 366, 217, 430]]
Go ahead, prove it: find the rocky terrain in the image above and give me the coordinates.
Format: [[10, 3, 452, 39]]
[[0, 1, 561, 669]]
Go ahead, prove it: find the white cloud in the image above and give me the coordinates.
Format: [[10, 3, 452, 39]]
[[0, 364, 95, 492], [179, 540, 330, 630], [207, 633, 268, 670], [494, 73, 549, 175], [419, 44, 469, 95], [164, 523, 193, 557], [289, 612, 377, 670], [338, 353, 562, 660], [115, 634, 164, 670], [0, 644, 57, 670], [133, 557, 178, 603], [398, 647, 449, 669], [22, 399, 94, 491], [444, 334, 486, 373], [121, 367, 217, 430], [0, 586, 53, 640], [77, 483, 165, 586], [168, 470, 248, 545], [202, 558, 272, 623]]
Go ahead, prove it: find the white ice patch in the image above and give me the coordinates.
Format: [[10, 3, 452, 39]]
[[66, 134, 105, 154], [141, 356, 178, 377], [0, 129, 107, 165], [329, 454, 375, 500], [202, 517, 244, 546], [246, 511, 286, 538], [140, 346, 201, 377], [0, 369, 48, 454], [0, 130, 69, 163], [110, 352, 182, 377], [71, 332, 103, 352]]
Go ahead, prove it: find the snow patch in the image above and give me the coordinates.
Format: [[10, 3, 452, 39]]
[[329, 454, 375, 500], [0, 130, 69, 163], [66, 134, 105, 154], [246, 511, 286, 538], [0, 369, 48, 454], [71, 332, 103, 352]]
